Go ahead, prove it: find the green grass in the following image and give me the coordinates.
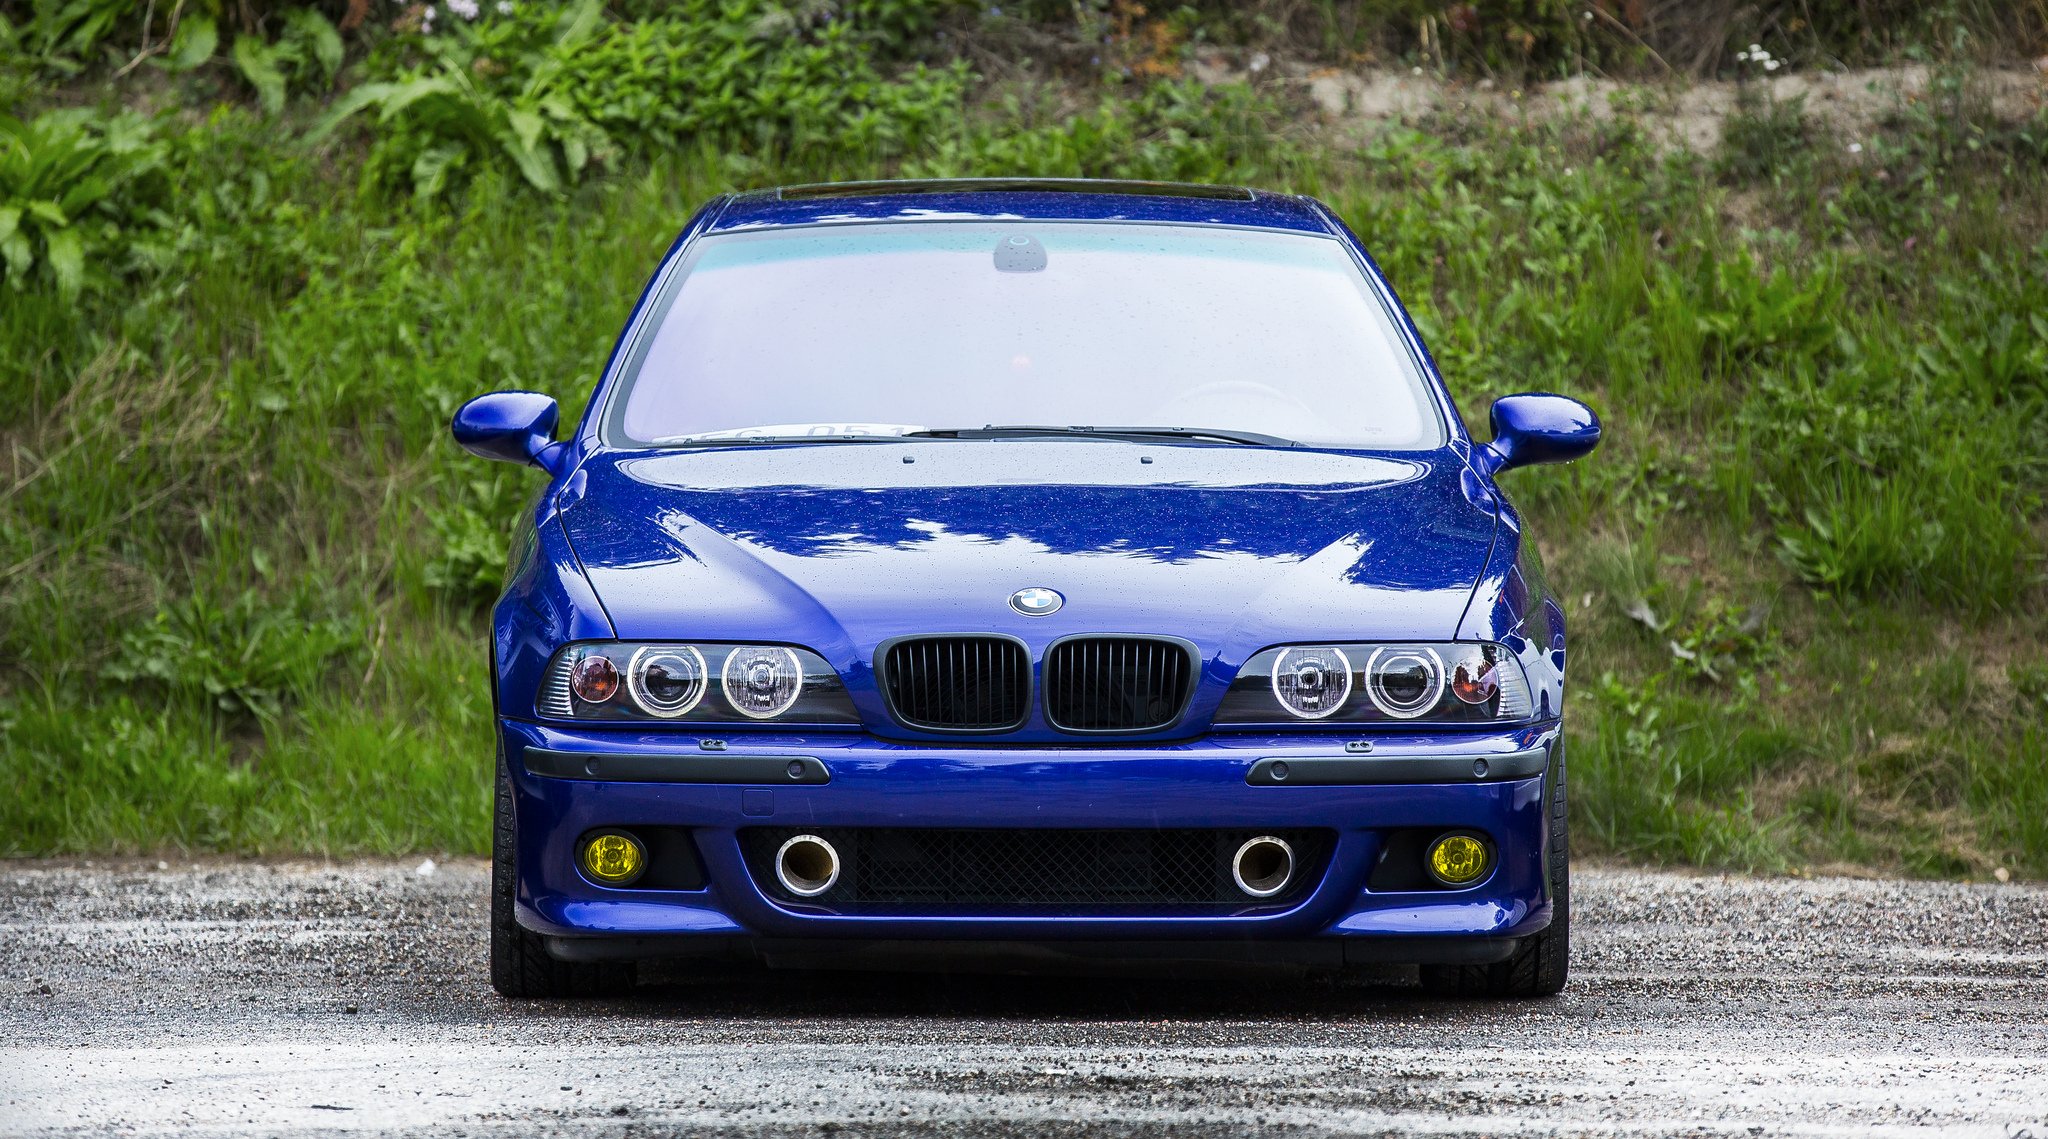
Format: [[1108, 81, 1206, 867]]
[[1, 8, 2044, 877]]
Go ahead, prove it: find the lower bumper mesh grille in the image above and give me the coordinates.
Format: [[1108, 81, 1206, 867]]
[[742, 827, 1331, 912]]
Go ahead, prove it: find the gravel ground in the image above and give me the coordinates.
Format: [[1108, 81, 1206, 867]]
[[2, 861, 2045, 1137]]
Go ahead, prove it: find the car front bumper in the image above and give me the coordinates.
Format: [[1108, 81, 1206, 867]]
[[499, 719, 1562, 967]]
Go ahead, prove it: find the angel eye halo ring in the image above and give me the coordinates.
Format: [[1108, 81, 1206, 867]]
[[1270, 645, 1353, 719], [1365, 645, 1446, 719], [626, 645, 709, 718]]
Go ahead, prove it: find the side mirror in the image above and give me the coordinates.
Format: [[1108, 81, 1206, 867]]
[[452, 391, 568, 474], [1478, 393, 1600, 475]]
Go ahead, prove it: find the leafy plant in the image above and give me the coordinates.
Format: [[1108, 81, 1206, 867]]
[[230, 8, 344, 113], [1718, 88, 1815, 182], [0, 108, 164, 297], [311, 0, 611, 196], [18, 0, 128, 74], [109, 591, 360, 721], [160, 12, 220, 72], [0, 15, 32, 112], [906, 78, 1289, 183], [315, 0, 971, 199], [424, 473, 530, 606]]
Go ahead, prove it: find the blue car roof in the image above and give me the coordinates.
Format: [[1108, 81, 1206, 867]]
[[709, 179, 1337, 235]]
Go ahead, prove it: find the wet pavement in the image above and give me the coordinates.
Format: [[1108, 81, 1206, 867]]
[[2, 860, 2045, 1136]]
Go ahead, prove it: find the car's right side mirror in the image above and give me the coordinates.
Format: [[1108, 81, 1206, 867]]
[[1477, 393, 1601, 476], [452, 391, 568, 474]]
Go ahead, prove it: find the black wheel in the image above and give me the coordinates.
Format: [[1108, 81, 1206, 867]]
[[491, 750, 637, 998], [1420, 744, 1570, 998]]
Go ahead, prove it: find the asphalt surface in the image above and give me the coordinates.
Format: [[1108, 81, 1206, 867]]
[[2, 861, 2044, 1137]]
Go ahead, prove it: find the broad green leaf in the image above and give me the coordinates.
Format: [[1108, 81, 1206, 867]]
[[554, 0, 605, 50], [494, 124, 561, 194], [306, 82, 400, 142], [101, 112, 160, 157], [372, 77, 461, 121], [43, 225, 83, 298], [0, 206, 18, 247], [0, 229, 28, 281], [233, 34, 288, 114], [58, 174, 111, 216], [286, 9, 343, 82], [164, 15, 218, 72], [410, 144, 466, 200], [505, 109, 544, 154], [26, 200, 68, 226]]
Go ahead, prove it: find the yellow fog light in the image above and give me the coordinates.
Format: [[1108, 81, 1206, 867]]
[[1427, 833, 1491, 886], [579, 831, 646, 886]]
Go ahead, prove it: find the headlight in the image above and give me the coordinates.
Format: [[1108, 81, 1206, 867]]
[[536, 642, 857, 724], [721, 645, 803, 719], [1216, 642, 1534, 725], [1271, 646, 1353, 719], [626, 645, 708, 718], [1363, 645, 1444, 719]]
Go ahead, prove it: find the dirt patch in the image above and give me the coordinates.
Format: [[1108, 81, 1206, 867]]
[[1190, 52, 2048, 153]]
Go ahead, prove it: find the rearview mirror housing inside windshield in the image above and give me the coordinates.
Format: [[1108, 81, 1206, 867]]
[[1479, 393, 1601, 475], [452, 391, 567, 474]]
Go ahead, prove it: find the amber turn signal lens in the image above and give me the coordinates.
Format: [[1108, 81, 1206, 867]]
[[579, 831, 645, 885], [1448, 658, 1498, 705], [570, 655, 620, 703], [1427, 833, 1491, 885]]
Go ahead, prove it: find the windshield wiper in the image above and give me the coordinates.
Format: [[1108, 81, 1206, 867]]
[[907, 425, 1297, 447], [649, 433, 920, 447]]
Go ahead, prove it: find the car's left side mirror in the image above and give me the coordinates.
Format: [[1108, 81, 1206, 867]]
[[452, 391, 568, 475], [1477, 393, 1601, 476]]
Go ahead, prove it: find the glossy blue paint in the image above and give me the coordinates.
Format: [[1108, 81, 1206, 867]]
[[504, 720, 1554, 943], [461, 179, 1600, 966], [707, 180, 1334, 236], [1477, 393, 1602, 476], [452, 391, 569, 474]]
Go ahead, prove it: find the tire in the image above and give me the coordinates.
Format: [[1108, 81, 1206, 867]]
[[490, 750, 637, 998], [1420, 744, 1570, 998]]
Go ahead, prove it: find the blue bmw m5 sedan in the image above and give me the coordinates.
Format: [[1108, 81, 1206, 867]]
[[452, 178, 1601, 999]]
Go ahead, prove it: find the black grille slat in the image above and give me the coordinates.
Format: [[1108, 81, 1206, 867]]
[[882, 636, 1029, 731], [742, 827, 1333, 911], [1043, 636, 1194, 733]]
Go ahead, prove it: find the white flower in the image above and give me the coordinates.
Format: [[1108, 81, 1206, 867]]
[[1748, 43, 1763, 53], [496, 0, 513, 11], [1847, 142, 1863, 153], [1736, 51, 1750, 61], [448, 0, 479, 17], [1764, 59, 1780, 71], [421, 5, 435, 30], [1247, 51, 1270, 73], [1411, 66, 1423, 76], [1581, 9, 1593, 19]]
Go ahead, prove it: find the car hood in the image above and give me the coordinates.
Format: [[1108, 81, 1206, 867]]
[[557, 442, 1497, 668]]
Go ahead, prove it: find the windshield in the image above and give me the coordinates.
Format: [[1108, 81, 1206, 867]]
[[606, 220, 1445, 449]]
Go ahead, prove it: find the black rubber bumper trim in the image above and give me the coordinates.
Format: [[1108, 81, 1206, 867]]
[[524, 747, 830, 785], [1247, 746, 1549, 786]]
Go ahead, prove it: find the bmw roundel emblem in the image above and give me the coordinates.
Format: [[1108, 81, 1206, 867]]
[[1009, 587, 1064, 616]]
